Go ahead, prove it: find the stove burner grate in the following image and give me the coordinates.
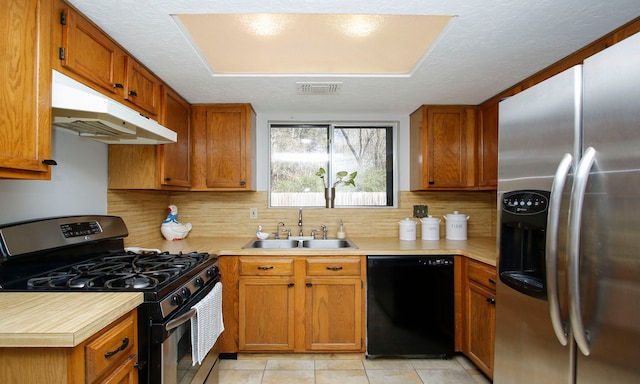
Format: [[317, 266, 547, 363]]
[[24, 251, 211, 291]]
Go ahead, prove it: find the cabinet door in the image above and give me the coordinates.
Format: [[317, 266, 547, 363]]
[[60, 7, 125, 96], [158, 87, 191, 188], [0, 0, 52, 179], [466, 280, 495, 378], [305, 277, 363, 351], [124, 59, 160, 117], [477, 102, 498, 189], [410, 106, 477, 190], [192, 104, 255, 190], [98, 354, 138, 384], [239, 278, 295, 351]]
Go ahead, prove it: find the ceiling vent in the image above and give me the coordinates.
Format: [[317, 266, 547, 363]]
[[296, 82, 343, 95]]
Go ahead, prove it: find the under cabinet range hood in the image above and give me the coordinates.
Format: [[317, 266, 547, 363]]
[[51, 70, 177, 144]]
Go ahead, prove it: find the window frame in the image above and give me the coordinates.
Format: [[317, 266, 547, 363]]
[[268, 120, 398, 208]]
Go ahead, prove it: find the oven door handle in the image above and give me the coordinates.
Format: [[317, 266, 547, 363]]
[[165, 308, 196, 332]]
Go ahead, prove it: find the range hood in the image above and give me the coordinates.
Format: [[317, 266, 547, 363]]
[[51, 70, 177, 144]]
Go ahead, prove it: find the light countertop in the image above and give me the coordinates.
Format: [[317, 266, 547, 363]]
[[0, 237, 495, 348], [0, 292, 143, 347], [140, 236, 497, 266]]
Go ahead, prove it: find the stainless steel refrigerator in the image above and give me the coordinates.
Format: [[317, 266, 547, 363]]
[[494, 31, 640, 383]]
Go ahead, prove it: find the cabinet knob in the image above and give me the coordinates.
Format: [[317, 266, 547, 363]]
[[486, 297, 496, 305], [428, 180, 435, 185], [114, 83, 124, 89], [42, 159, 57, 166], [164, 177, 172, 181], [488, 278, 496, 285], [128, 90, 138, 97], [239, 181, 246, 187]]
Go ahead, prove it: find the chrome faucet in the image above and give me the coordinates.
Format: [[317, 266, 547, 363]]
[[298, 208, 303, 236], [273, 222, 285, 239], [320, 224, 328, 239]]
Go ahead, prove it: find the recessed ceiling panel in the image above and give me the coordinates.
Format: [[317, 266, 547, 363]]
[[176, 13, 452, 74]]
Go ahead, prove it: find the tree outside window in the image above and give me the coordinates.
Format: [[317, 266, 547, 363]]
[[270, 123, 395, 207]]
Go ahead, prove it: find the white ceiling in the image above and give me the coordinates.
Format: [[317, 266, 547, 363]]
[[67, 0, 640, 115]]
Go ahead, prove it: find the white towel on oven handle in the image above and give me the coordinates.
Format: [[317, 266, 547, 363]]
[[190, 281, 224, 365]]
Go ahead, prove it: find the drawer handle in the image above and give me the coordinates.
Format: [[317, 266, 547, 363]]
[[257, 266, 274, 270], [486, 298, 496, 305], [326, 266, 343, 271], [488, 278, 496, 284], [128, 90, 138, 97], [104, 337, 129, 358]]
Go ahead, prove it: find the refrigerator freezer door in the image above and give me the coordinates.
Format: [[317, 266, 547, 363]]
[[495, 65, 582, 384], [577, 31, 640, 383]]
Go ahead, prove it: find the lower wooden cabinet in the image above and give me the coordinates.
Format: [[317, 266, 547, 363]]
[[221, 255, 365, 353], [462, 259, 496, 379], [238, 258, 295, 351], [305, 258, 363, 351], [0, 309, 138, 384]]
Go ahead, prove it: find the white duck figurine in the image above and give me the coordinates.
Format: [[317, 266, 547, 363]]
[[161, 205, 192, 241]]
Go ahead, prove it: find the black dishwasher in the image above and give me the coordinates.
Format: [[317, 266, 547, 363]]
[[367, 255, 454, 358]]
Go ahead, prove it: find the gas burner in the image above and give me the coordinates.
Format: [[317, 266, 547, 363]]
[[106, 274, 158, 289]]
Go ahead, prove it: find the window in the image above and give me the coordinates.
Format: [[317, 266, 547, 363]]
[[270, 122, 396, 207]]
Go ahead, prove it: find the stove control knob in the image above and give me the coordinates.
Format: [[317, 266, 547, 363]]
[[171, 294, 183, 306], [194, 277, 205, 287], [181, 287, 192, 299], [207, 266, 220, 277]]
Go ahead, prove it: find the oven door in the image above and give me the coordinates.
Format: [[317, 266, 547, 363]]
[[153, 280, 221, 384]]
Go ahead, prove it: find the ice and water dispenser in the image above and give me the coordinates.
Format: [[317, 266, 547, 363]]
[[499, 190, 550, 300]]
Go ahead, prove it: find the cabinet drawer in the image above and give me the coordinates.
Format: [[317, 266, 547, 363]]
[[306, 258, 361, 276], [239, 258, 294, 276], [85, 312, 136, 383], [468, 261, 496, 290]]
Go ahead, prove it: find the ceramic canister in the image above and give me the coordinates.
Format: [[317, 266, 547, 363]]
[[399, 218, 417, 240], [443, 211, 469, 240], [420, 215, 441, 240]]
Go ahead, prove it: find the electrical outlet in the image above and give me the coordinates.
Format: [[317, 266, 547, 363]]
[[249, 208, 258, 219]]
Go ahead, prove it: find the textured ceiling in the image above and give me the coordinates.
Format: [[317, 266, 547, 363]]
[[66, 0, 640, 115]]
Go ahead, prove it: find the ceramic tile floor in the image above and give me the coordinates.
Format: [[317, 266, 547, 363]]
[[218, 353, 492, 384]]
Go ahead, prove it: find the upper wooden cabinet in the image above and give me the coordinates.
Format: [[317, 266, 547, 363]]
[[191, 104, 256, 191], [158, 86, 191, 188], [0, 0, 53, 179], [410, 105, 477, 190], [477, 102, 498, 189], [123, 59, 161, 117], [56, 3, 159, 118], [108, 86, 191, 190], [59, 6, 126, 98]]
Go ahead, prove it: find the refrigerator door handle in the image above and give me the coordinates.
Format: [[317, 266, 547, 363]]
[[567, 146, 597, 356], [546, 153, 573, 346]]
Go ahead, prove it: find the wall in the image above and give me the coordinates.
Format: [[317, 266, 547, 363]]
[[0, 128, 108, 224], [108, 190, 496, 246], [107, 111, 498, 246]]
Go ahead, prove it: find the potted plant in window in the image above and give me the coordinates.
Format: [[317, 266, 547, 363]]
[[316, 167, 357, 208]]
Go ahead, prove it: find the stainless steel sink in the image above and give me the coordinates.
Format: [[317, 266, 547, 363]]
[[242, 239, 300, 249], [302, 239, 357, 249], [242, 238, 357, 250]]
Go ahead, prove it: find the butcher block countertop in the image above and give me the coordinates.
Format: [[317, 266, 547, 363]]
[[0, 292, 143, 348], [142, 236, 498, 266]]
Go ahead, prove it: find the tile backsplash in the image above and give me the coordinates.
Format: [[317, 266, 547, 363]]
[[108, 190, 496, 246]]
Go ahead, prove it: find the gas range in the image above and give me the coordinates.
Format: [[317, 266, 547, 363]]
[[0, 215, 221, 384], [0, 215, 219, 320]]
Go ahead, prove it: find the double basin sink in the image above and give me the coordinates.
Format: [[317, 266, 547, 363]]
[[243, 238, 358, 250]]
